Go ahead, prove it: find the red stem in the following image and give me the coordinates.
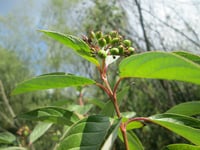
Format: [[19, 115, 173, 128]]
[[127, 117, 150, 123], [78, 91, 84, 106], [96, 83, 112, 97], [113, 78, 123, 94], [120, 123, 129, 150], [96, 60, 130, 149], [125, 117, 150, 127]]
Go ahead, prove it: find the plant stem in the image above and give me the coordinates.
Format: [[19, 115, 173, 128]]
[[97, 61, 131, 149], [120, 123, 129, 150], [126, 117, 150, 125], [96, 83, 112, 97], [113, 78, 123, 94], [113, 96, 121, 118], [100, 72, 130, 149], [78, 89, 84, 106]]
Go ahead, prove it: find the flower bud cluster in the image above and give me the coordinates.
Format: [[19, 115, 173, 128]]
[[83, 30, 135, 59]]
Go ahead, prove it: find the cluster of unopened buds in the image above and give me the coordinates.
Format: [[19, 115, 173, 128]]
[[82, 30, 135, 59]]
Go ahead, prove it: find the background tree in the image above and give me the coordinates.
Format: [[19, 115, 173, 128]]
[[1, 0, 200, 149]]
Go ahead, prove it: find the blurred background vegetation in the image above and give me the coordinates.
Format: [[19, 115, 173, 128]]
[[1, 0, 200, 149]]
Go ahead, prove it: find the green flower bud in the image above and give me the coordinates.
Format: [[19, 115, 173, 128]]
[[128, 47, 135, 54], [23, 130, 29, 136], [104, 35, 112, 44], [123, 40, 131, 47], [110, 30, 118, 38], [111, 37, 120, 45], [95, 31, 103, 39], [98, 50, 107, 59], [110, 48, 119, 55], [98, 38, 107, 47], [90, 31, 96, 39], [118, 45, 124, 55]]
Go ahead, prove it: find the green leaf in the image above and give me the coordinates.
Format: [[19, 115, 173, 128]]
[[121, 111, 136, 119], [118, 131, 144, 150], [66, 104, 93, 115], [120, 111, 144, 130], [57, 115, 111, 150], [0, 132, 16, 144], [173, 51, 200, 65], [29, 122, 52, 144], [126, 121, 144, 130], [17, 106, 80, 125], [88, 99, 105, 109], [119, 51, 200, 85], [163, 144, 200, 150], [12, 73, 95, 95], [101, 101, 115, 117], [101, 119, 121, 150], [0, 147, 27, 150], [40, 30, 99, 66], [166, 101, 200, 116], [149, 113, 200, 145]]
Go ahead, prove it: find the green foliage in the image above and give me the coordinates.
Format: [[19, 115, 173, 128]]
[[29, 122, 52, 144], [101, 118, 121, 150], [17, 107, 80, 125], [173, 51, 200, 65], [57, 115, 113, 150], [40, 30, 99, 66], [119, 51, 200, 84], [66, 104, 93, 115], [0, 48, 30, 93], [12, 73, 95, 95], [0, 132, 16, 144], [149, 113, 200, 145], [166, 101, 200, 116], [163, 144, 200, 150], [9, 31, 200, 150], [118, 131, 144, 150]]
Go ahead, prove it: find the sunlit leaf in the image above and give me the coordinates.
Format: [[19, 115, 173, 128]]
[[40, 30, 99, 66], [166, 101, 200, 116], [149, 113, 200, 145], [57, 115, 111, 150], [17, 107, 80, 125], [163, 144, 200, 150], [173, 51, 200, 65], [29, 122, 53, 144], [12, 73, 95, 95], [120, 111, 144, 130], [121, 111, 136, 119], [67, 104, 93, 115], [126, 121, 144, 130], [119, 51, 200, 85]]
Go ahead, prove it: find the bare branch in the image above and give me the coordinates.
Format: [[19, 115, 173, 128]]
[[134, 0, 151, 51], [0, 80, 20, 127]]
